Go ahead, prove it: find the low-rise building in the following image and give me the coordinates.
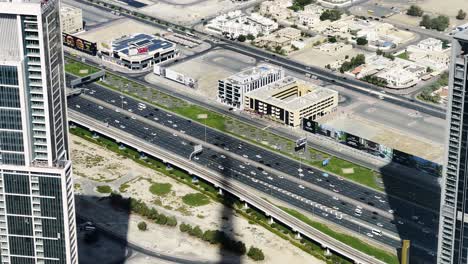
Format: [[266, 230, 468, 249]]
[[100, 33, 178, 71], [206, 11, 278, 38], [244, 77, 338, 127], [218, 64, 285, 108], [376, 67, 419, 89], [255, 27, 302, 49], [60, 5, 83, 34], [417, 37, 444, 51]]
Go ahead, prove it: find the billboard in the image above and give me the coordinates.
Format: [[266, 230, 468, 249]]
[[303, 118, 441, 177], [62, 33, 97, 56]]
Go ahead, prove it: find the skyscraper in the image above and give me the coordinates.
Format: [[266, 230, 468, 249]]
[[437, 31, 468, 264], [0, 0, 78, 263]]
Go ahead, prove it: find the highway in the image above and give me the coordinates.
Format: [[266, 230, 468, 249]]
[[67, 85, 438, 261], [69, 108, 388, 264], [70, 0, 446, 120]]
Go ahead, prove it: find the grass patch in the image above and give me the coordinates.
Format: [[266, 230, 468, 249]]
[[278, 206, 399, 264], [96, 185, 112, 193], [182, 193, 211, 207], [149, 182, 172, 196], [119, 183, 130, 193], [65, 60, 100, 77], [396, 51, 411, 60]]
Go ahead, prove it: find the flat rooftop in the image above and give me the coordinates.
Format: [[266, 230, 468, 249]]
[[111, 33, 173, 55], [246, 77, 337, 111], [225, 64, 282, 85]]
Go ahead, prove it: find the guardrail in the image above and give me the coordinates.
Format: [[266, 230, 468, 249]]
[[68, 110, 386, 264]]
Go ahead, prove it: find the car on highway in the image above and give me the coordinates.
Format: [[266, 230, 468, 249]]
[[377, 222, 383, 227], [131, 116, 136, 120], [333, 189, 339, 193], [322, 173, 329, 177], [239, 164, 245, 169], [332, 196, 339, 200], [267, 176, 273, 180], [243, 154, 249, 158], [256, 154, 262, 159], [218, 165, 224, 170], [371, 229, 382, 236], [298, 184, 305, 189], [220, 154, 226, 159], [366, 233, 374, 238]]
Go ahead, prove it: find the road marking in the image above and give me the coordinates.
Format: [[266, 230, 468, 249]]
[[262, 124, 271, 130]]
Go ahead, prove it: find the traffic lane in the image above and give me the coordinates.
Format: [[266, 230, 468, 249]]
[[70, 96, 438, 251], [79, 83, 438, 229], [69, 96, 406, 248]]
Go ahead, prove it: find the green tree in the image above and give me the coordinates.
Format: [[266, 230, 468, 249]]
[[328, 36, 337, 43], [189, 225, 203, 238], [356, 37, 368, 45], [237, 35, 246, 42], [457, 9, 467, 20], [166, 216, 178, 227], [320, 9, 342, 21], [247, 246, 265, 261], [155, 214, 167, 225], [420, 15, 450, 31], [137, 221, 147, 231], [179, 223, 192, 233], [407, 5, 424, 17]]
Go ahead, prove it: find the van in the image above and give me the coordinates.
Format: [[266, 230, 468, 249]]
[[372, 229, 382, 236]]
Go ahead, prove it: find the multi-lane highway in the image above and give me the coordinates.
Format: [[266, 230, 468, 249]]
[[66, 81, 439, 261]]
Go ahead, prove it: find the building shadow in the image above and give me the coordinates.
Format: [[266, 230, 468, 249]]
[[379, 162, 440, 264], [75, 194, 130, 264]]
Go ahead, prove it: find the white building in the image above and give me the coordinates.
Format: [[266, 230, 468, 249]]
[[60, 5, 83, 34], [207, 11, 278, 38], [417, 38, 444, 52], [376, 67, 419, 89], [0, 1, 78, 263], [100, 33, 178, 70], [218, 64, 285, 108], [244, 77, 338, 127]]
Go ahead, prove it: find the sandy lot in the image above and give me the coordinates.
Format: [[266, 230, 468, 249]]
[[165, 49, 256, 99], [289, 45, 369, 68], [135, 0, 255, 26], [71, 135, 323, 264], [78, 18, 167, 50]]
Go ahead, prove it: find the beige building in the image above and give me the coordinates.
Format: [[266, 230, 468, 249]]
[[254, 27, 301, 49], [60, 5, 83, 34], [244, 77, 338, 127]]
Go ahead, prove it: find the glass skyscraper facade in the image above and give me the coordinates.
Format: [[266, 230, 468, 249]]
[[0, 0, 77, 263], [438, 31, 468, 264]]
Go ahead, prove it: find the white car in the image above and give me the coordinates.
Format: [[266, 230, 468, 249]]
[[218, 165, 224, 170], [220, 155, 226, 159], [250, 171, 256, 176], [377, 222, 383, 227], [239, 165, 245, 169], [332, 196, 339, 201], [115, 108, 120, 113], [267, 176, 273, 181], [243, 154, 249, 158], [366, 233, 374, 238], [298, 185, 305, 189], [255, 154, 262, 159]]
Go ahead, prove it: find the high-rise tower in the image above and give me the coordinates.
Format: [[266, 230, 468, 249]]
[[437, 30, 468, 264], [0, 0, 78, 263]]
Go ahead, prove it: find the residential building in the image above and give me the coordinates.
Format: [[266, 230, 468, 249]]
[[375, 67, 419, 89], [60, 5, 82, 34], [437, 30, 468, 264], [0, 0, 78, 263], [206, 11, 278, 38], [244, 77, 338, 127], [100, 33, 178, 70], [259, 0, 292, 21], [218, 64, 284, 108], [417, 38, 444, 52], [254, 27, 301, 48]]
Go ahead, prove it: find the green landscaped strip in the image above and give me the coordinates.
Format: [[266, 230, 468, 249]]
[[149, 182, 172, 196], [65, 60, 101, 77], [96, 185, 112, 193], [65, 59, 381, 191], [277, 206, 399, 264], [396, 51, 410, 61]]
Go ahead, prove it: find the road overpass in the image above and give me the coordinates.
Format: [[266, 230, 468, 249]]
[[68, 109, 387, 264]]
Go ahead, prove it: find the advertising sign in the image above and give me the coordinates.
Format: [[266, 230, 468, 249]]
[[137, 47, 149, 54], [62, 33, 97, 56], [302, 118, 441, 177]]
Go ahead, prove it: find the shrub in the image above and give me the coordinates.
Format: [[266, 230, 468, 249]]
[[138, 221, 147, 231], [407, 5, 423, 17], [189, 226, 204, 238], [96, 185, 112, 193], [457, 9, 467, 20], [155, 214, 167, 225], [166, 216, 178, 227], [320, 9, 342, 21], [180, 223, 192, 233], [356, 37, 368, 46], [237, 35, 246, 42], [247, 246, 265, 261], [328, 36, 337, 43]]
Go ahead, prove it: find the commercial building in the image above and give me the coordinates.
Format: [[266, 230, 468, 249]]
[[100, 33, 178, 70], [0, 0, 78, 263], [244, 77, 338, 127], [218, 64, 284, 108], [60, 5, 82, 34], [437, 30, 468, 264]]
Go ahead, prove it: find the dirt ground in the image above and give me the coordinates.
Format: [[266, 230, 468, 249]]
[[71, 135, 324, 264], [289, 45, 368, 68], [78, 18, 167, 50]]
